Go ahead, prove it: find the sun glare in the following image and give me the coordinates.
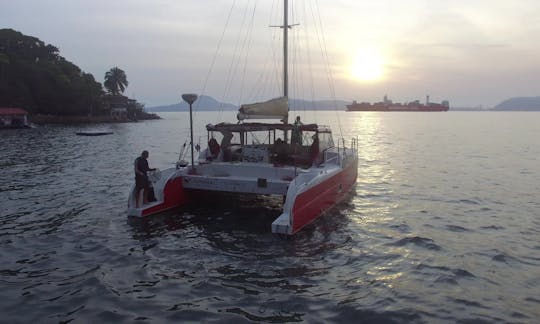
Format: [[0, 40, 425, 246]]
[[350, 48, 384, 82]]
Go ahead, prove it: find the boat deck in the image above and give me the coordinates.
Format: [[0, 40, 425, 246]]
[[183, 162, 305, 195]]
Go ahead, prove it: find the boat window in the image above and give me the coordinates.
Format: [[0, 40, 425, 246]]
[[246, 131, 270, 145], [219, 130, 239, 147], [302, 131, 316, 146], [319, 132, 334, 150]]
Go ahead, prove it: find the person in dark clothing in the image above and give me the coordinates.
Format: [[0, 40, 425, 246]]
[[272, 138, 289, 164], [291, 115, 303, 147], [134, 150, 156, 207]]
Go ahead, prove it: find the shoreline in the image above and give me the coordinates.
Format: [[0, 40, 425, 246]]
[[29, 113, 160, 125]]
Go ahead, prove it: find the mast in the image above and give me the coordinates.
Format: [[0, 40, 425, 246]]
[[272, 0, 297, 130], [283, 0, 290, 138]]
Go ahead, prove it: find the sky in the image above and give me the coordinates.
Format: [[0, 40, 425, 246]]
[[2, 0, 540, 108]]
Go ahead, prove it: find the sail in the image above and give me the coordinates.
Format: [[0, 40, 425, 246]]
[[237, 97, 288, 121]]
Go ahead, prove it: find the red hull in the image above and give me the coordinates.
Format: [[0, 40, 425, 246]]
[[291, 159, 358, 233], [134, 159, 359, 235], [140, 176, 191, 217]]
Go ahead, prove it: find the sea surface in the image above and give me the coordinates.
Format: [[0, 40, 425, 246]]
[[1, 111, 539, 323]]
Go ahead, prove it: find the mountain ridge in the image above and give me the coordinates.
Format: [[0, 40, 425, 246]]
[[493, 96, 540, 111], [146, 96, 350, 112], [146, 96, 540, 112]]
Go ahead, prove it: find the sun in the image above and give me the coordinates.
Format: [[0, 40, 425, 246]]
[[350, 48, 385, 82]]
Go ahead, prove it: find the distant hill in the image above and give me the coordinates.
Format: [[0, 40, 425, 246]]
[[146, 95, 237, 112], [493, 97, 540, 111], [147, 96, 350, 112]]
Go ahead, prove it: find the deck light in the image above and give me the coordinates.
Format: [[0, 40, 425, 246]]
[[182, 93, 198, 172]]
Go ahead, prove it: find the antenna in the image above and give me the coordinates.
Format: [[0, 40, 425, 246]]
[[182, 93, 198, 173]]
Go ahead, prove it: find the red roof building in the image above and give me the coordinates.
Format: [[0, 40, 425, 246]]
[[0, 107, 29, 127]]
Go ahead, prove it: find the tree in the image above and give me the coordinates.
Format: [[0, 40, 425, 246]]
[[0, 28, 104, 114], [0, 53, 9, 82], [104, 67, 128, 95]]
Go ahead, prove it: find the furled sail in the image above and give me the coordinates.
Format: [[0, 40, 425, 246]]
[[237, 97, 288, 121]]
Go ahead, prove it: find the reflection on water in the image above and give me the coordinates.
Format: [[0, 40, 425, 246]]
[[1, 112, 539, 322]]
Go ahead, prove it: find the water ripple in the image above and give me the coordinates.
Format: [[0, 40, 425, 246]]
[[390, 236, 442, 251], [1, 113, 540, 322]]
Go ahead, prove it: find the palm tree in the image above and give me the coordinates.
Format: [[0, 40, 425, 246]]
[[104, 67, 128, 95]]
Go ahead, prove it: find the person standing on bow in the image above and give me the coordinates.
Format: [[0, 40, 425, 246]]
[[134, 150, 156, 208]]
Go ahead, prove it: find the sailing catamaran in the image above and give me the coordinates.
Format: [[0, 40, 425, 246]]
[[127, 0, 359, 235]]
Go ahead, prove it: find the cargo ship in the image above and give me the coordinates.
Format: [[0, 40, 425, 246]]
[[346, 95, 449, 112]]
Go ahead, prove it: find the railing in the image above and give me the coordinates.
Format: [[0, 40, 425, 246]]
[[351, 136, 358, 152], [338, 137, 358, 153], [332, 136, 359, 167], [323, 152, 339, 165]]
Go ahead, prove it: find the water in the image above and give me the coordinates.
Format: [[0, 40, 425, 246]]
[[1, 111, 539, 323]]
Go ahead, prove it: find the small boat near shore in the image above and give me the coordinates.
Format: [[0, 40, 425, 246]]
[[76, 131, 113, 136], [0, 107, 31, 128]]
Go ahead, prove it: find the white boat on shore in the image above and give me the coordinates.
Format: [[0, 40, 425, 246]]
[[127, 0, 359, 235]]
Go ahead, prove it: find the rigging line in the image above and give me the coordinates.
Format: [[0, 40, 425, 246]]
[[233, 0, 255, 107], [292, 1, 308, 117], [288, 5, 296, 112], [196, 0, 237, 122], [269, 4, 282, 100], [313, 0, 343, 136], [261, 34, 279, 102], [268, 30, 281, 100], [252, 27, 280, 104], [300, 6, 312, 116], [221, 0, 251, 113], [255, 28, 273, 101], [248, 46, 270, 102], [262, 8, 283, 103], [289, 1, 296, 111], [247, 1, 275, 103], [271, 0, 282, 98], [294, 23, 306, 114], [304, 0, 319, 124], [291, 1, 304, 115], [238, 1, 258, 106]]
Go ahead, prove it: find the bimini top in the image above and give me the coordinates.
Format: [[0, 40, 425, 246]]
[[206, 122, 332, 134]]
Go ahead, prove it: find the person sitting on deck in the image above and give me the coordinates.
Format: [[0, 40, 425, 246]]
[[207, 138, 220, 160], [219, 130, 233, 161], [272, 138, 289, 164]]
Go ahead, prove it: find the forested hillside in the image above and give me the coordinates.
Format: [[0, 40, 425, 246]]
[[0, 29, 106, 115]]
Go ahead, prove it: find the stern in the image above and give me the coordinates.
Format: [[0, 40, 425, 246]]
[[127, 167, 191, 217]]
